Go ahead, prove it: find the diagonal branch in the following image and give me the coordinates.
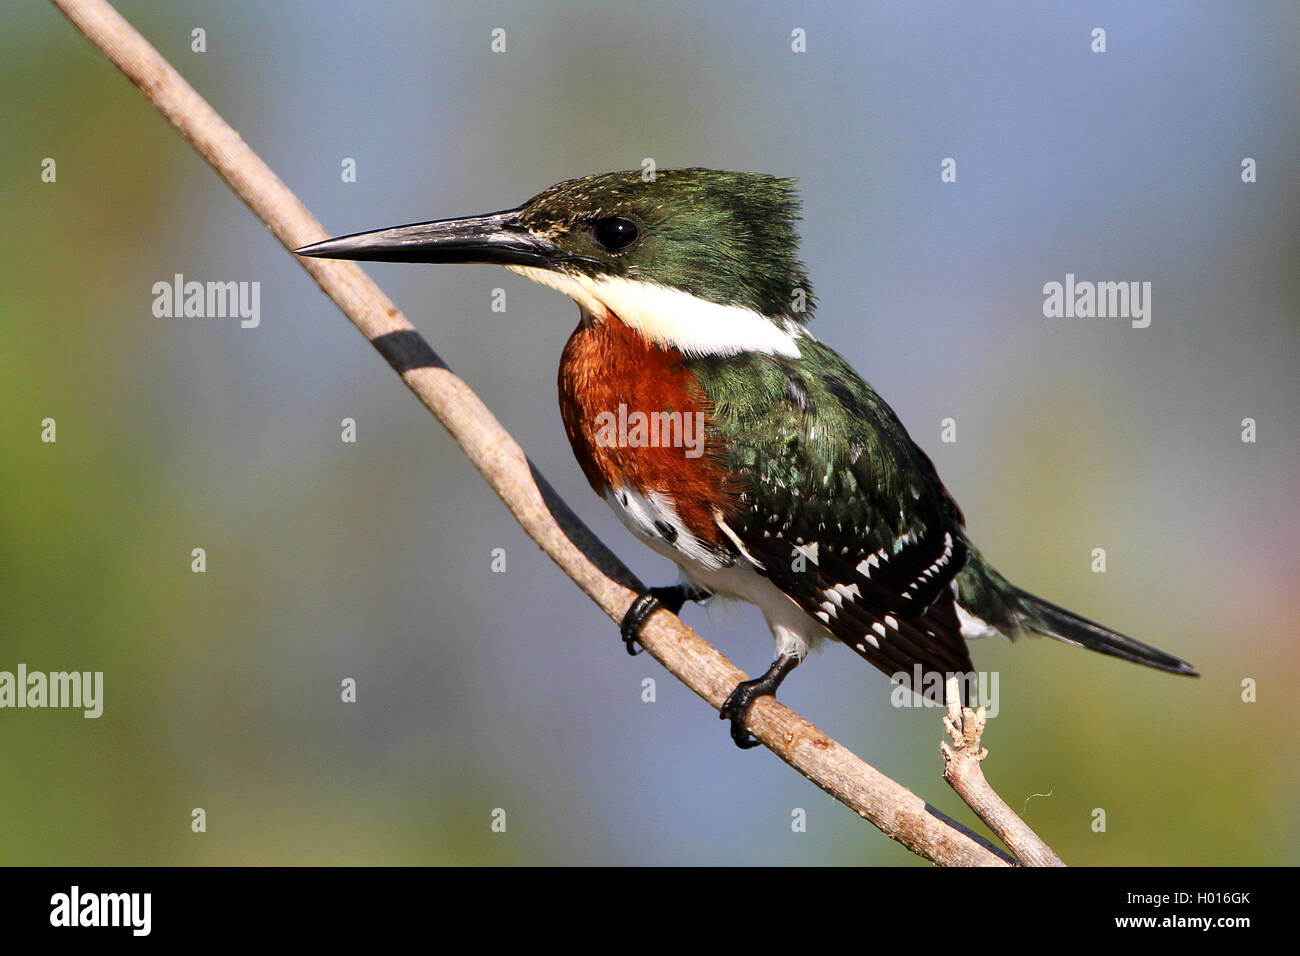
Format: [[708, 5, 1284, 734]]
[[942, 677, 1065, 866], [51, 0, 1025, 866]]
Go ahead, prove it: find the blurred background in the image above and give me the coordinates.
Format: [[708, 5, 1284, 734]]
[[2, 0, 1297, 865]]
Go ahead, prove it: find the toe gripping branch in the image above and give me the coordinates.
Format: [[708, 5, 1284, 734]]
[[619, 584, 711, 656], [619, 586, 799, 750], [718, 653, 800, 749]]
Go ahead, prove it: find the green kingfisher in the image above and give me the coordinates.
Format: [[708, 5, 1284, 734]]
[[296, 168, 1199, 749]]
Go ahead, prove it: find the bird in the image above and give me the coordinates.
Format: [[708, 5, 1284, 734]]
[[295, 167, 1199, 749]]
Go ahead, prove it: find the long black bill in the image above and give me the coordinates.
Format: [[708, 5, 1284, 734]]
[[294, 207, 583, 269]]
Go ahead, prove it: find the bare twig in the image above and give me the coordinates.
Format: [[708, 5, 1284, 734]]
[[50, 0, 1021, 866], [941, 677, 1065, 866]]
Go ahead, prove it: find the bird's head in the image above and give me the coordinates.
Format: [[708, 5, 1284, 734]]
[[295, 168, 814, 357]]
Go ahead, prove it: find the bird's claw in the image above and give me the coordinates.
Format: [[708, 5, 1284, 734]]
[[719, 681, 766, 749], [717, 653, 800, 750], [619, 591, 663, 656], [619, 584, 711, 657]]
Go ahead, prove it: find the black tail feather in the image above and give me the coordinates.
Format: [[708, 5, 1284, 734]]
[[1014, 590, 1199, 677]]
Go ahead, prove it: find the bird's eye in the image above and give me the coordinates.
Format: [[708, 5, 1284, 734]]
[[592, 216, 640, 251]]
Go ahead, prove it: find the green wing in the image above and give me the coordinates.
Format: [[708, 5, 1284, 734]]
[[689, 339, 975, 682]]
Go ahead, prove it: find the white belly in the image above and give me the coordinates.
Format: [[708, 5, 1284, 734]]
[[606, 486, 831, 660]]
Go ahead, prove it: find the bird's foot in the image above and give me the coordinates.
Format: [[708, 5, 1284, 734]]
[[719, 681, 768, 749], [619, 584, 711, 656], [718, 653, 801, 749]]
